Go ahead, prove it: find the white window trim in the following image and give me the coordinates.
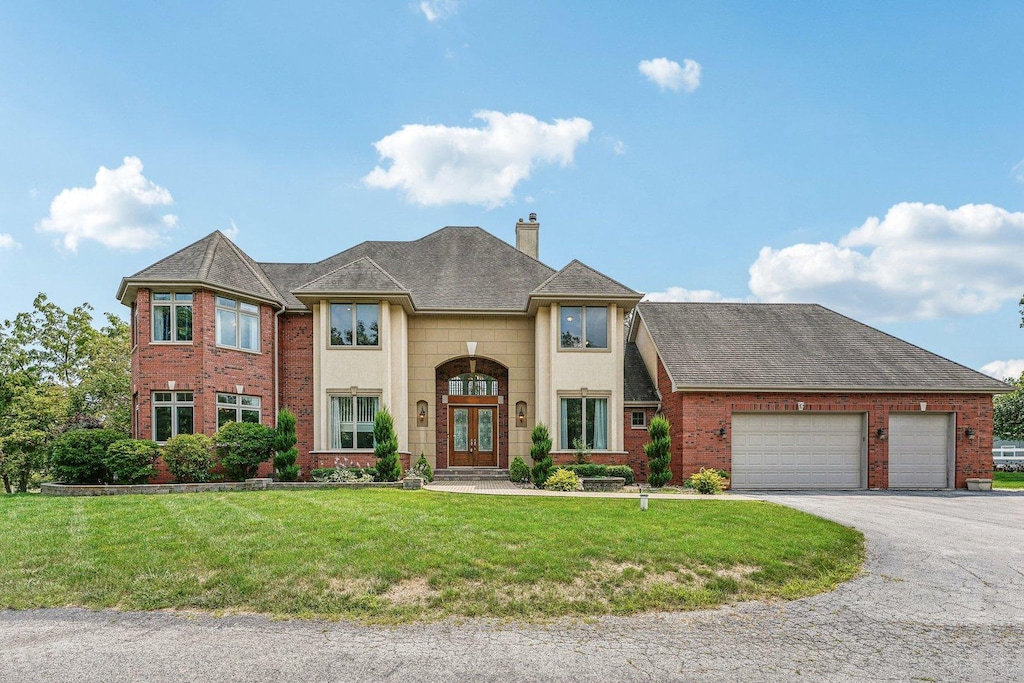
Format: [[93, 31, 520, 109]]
[[631, 410, 647, 429], [216, 296, 261, 352], [216, 393, 262, 427], [152, 391, 194, 444], [326, 392, 381, 451], [151, 291, 193, 344], [558, 304, 610, 351], [328, 302, 381, 348]]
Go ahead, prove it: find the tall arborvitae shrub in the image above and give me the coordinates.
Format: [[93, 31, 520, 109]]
[[373, 406, 402, 482], [644, 416, 672, 487], [529, 423, 553, 488], [273, 408, 300, 481]]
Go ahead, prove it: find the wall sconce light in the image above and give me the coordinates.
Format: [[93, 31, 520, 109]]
[[416, 400, 428, 427], [797, 401, 805, 411], [876, 427, 887, 440], [516, 401, 527, 426], [965, 427, 975, 440], [716, 427, 727, 437]]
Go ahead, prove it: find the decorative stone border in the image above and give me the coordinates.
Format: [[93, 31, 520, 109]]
[[580, 477, 626, 492], [41, 478, 410, 497]]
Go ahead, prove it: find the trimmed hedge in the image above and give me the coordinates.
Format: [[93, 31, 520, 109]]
[[555, 463, 635, 485], [104, 439, 161, 484]]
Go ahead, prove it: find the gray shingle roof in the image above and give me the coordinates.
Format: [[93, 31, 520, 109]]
[[118, 231, 281, 304], [624, 342, 659, 402], [638, 302, 1011, 393], [293, 257, 409, 295], [532, 259, 639, 297]]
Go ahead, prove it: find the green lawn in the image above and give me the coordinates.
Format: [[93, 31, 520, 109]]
[[0, 490, 863, 623], [993, 471, 1024, 489]]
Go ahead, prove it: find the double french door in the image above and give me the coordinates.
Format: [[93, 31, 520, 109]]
[[449, 405, 497, 467]]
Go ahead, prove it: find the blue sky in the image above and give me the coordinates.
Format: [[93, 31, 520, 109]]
[[2, 1, 1023, 378]]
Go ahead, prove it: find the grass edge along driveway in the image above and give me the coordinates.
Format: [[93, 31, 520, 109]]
[[993, 471, 1024, 489], [0, 489, 864, 624]]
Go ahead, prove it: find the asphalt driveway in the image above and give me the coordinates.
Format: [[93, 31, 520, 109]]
[[2, 491, 1022, 682]]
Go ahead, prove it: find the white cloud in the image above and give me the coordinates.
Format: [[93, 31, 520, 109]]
[[612, 139, 626, 155], [0, 233, 19, 250], [749, 202, 1024, 321], [638, 57, 701, 92], [420, 0, 458, 22], [643, 287, 743, 303], [363, 111, 592, 207], [36, 156, 177, 251], [1012, 159, 1024, 184], [980, 359, 1024, 382], [224, 219, 240, 240]]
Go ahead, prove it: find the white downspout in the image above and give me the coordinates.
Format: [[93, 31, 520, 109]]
[[274, 306, 284, 417]]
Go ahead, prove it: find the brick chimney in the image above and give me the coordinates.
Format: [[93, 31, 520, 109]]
[[515, 213, 539, 260]]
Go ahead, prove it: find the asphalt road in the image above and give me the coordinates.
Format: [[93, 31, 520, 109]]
[[2, 490, 1022, 682]]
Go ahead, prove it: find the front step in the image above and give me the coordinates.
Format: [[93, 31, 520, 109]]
[[433, 468, 510, 482]]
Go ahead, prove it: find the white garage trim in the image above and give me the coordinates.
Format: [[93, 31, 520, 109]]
[[888, 413, 953, 489], [731, 413, 866, 490]]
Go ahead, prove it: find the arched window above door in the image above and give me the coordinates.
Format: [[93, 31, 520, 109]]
[[448, 372, 498, 396]]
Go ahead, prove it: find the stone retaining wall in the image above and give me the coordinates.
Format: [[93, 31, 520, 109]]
[[41, 479, 406, 497]]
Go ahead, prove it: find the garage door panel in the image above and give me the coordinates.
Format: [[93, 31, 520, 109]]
[[889, 414, 950, 488], [732, 413, 864, 490]]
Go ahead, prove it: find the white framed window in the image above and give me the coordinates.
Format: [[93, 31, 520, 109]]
[[329, 395, 379, 449], [216, 296, 260, 351], [329, 303, 379, 347], [216, 393, 262, 428], [560, 396, 609, 449], [152, 292, 193, 343], [153, 391, 194, 443], [631, 410, 647, 429], [560, 306, 608, 349]]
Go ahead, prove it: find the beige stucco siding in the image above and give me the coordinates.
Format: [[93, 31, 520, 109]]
[[540, 304, 626, 452], [634, 320, 659, 395], [407, 314, 536, 466]]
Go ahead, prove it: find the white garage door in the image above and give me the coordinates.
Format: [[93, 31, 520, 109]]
[[888, 414, 951, 488], [732, 413, 864, 490]]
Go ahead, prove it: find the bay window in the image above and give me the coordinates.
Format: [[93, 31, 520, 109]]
[[152, 292, 193, 342], [216, 296, 260, 351], [153, 391, 194, 442], [217, 393, 262, 427]]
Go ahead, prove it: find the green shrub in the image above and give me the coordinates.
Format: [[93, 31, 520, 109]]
[[688, 467, 725, 495], [49, 429, 127, 483], [529, 424, 553, 488], [572, 437, 592, 464], [162, 433, 216, 483], [604, 465, 635, 485], [410, 453, 433, 482], [273, 408, 300, 481], [373, 407, 402, 482], [543, 469, 580, 491], [104, 439, 161, 484], [643, 416, 672, 487], [215, 421, 276, 480], [509, 456, 530, 483]]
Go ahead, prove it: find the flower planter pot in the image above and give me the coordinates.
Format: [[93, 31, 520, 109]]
[[966, 478, 992, 492]]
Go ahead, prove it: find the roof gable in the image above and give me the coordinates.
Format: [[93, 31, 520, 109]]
[[638, 302, 1012, 393], [293, 257, 409, 295], [531, 259, 639, 297]]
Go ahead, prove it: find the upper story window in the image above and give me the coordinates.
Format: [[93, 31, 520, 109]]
[[560, 306, 608, 349], [153, 391, 194, 443], [329, 303, 379, 347], [216, 296, 260, 351], [152, 292, 193, 343], [216, 393, 262, 428]]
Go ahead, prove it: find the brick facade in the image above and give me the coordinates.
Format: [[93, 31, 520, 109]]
[[651, 356, 993, 489], [277, 312, 315, 477], [132, 288, 277, 483]]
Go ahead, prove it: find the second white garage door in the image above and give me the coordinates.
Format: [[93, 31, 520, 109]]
[[731, 413, 865, 490], [888, 413, 951, 488]]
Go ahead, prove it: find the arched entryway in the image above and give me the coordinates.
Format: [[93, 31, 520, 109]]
[[435, 357, 509, 469]]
